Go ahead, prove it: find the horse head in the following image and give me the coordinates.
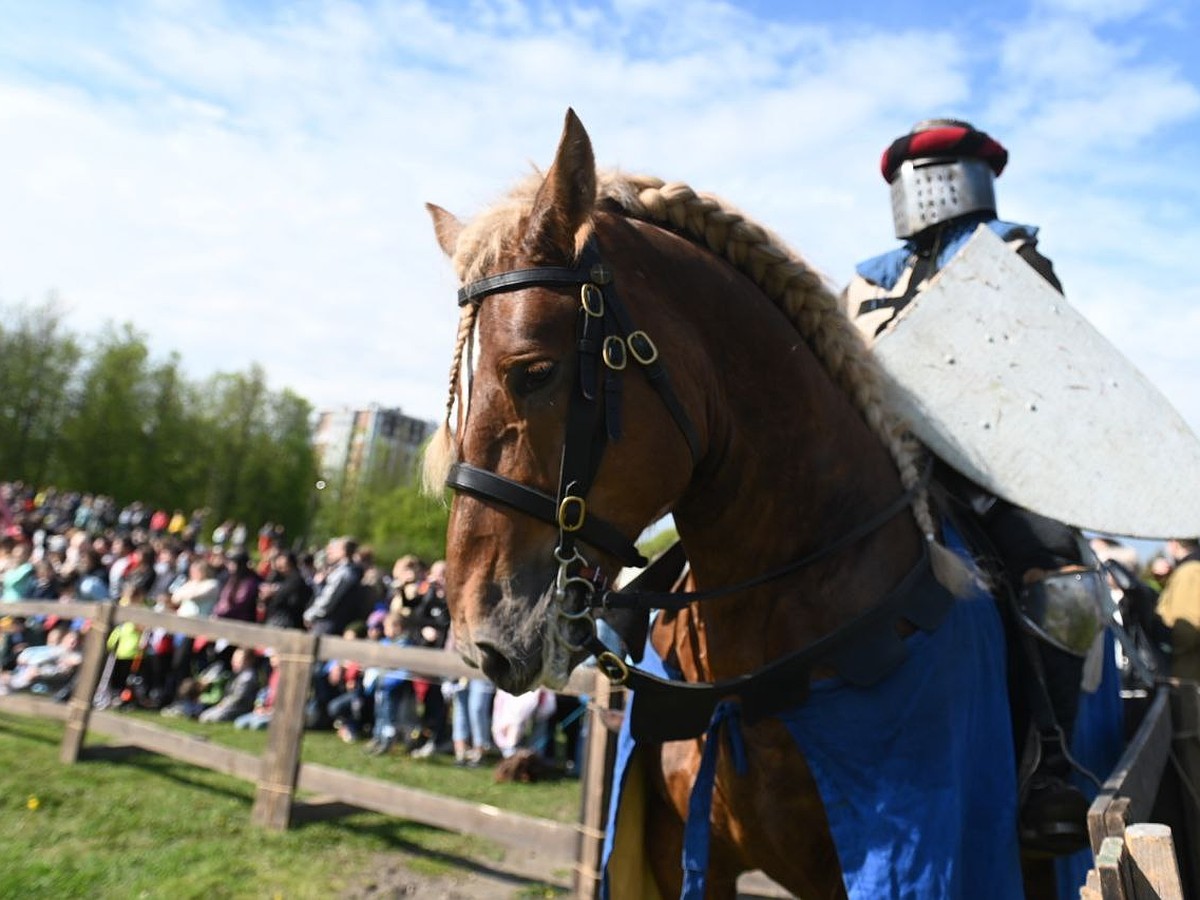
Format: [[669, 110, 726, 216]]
[[425, 111, 705, 693]]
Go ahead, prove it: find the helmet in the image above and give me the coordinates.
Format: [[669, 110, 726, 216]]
[[882, 119, 1009, 240]]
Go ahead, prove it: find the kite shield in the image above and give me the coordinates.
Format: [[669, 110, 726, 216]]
[[871, 225, 1200, 539]]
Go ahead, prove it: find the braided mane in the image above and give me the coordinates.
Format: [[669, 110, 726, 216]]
[[425, 170, 972, 591]]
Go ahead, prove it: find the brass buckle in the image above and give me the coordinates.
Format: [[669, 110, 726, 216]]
[[602, 335, 627, 370], [590, 263, 612, 285], [580, 284, 604, 317], [627, 330, 658, 365], [596, 651, 629, 685], [557, 495, 586, 532]]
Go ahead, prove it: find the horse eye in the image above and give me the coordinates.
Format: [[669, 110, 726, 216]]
[[511, 360, 557, 397]]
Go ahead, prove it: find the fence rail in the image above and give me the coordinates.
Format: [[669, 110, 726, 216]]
[[0, 599, 612, 898]]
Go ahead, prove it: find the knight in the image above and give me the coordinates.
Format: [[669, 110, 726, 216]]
[[844, 119, 1110, 856]]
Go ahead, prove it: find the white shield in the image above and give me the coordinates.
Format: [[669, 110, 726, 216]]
[[872, 225, 1200, 539]]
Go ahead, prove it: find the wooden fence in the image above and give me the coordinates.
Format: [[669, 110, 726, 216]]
[[9, 600, 1192, 898], [1080, 682, 1200, 900], [0, 600, 614, 897]]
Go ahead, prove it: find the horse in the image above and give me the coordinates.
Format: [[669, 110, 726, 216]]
[[422, 110, 1024, 898]]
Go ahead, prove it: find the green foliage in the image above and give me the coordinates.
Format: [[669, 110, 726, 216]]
[[360, 480, 451, 564], [314, 472, 450, 565], [0, 297, 82, 485], [638, 522, 679, 560], [0, 295, 450, 552], [56, 323, 155, 502], [0, 297, 320, 538], [194, 367, 320, 537]]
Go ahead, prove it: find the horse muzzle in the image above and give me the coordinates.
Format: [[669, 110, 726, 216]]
[[473, 638, 538, 694], [470, 575, 594, 693]]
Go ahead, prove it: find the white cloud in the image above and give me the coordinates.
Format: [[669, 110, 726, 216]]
[[0, 0, 1198, 442]]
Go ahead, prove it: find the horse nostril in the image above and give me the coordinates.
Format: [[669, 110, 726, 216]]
[[476, 642, 512, 685]]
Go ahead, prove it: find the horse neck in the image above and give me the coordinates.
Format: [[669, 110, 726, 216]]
[[661, 249, 923, 675]]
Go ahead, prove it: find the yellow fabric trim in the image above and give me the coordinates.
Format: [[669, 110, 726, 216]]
[[606, 748, 664, 900]]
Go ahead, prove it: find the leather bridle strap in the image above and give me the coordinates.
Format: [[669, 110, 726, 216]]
[[457, 266, 592, 307], [597, 464, 927, 612], [445, 464, 645, 567], [446, 236, 702, 569]]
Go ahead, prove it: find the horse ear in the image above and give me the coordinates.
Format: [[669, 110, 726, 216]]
[[523, 108, 597, 261], [426, 203, 464, 258]]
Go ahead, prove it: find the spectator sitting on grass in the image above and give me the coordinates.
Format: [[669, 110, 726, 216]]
[[198, 647, 259, 723], [307, 622, 364, 731], [0, 624, 82, 697], [492, 688, 556, 761], [234, 652, 279, 731], [330, 617, 376, 743], [160, 676, 206, 719]]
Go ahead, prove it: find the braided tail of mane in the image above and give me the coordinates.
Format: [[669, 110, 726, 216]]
[[607, 174, 979, 597], [422, 302, 476, 497]]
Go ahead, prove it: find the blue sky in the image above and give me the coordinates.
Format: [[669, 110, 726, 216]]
[[2, 1, 1199, 460]]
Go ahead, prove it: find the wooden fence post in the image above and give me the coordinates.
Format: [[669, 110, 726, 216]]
[[575, 674, 613, 900], [1124, 822, 1184, 900], [1097, 835, 1132, 900], [60, 602, 116, 765], [250, 631, 317, 830]]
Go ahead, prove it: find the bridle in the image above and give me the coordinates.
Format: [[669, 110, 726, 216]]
[[446, 232, 950, 742], [447, 234, 701, 657]]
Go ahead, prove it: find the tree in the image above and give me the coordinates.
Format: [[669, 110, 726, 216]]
[[252, 388, 319, 538], [360, 480, 450, 564], [141, 353, 209, 510], [198, 367, 319, 539], [0, 297, 81, 485], [56, 324, 152, 501], [0, 298, 327, 545]]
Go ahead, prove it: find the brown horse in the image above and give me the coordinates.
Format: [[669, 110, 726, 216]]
[[423, 111, 1014, 898]]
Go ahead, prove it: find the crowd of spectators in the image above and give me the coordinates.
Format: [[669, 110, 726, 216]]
[[0, 480, 586, 777]]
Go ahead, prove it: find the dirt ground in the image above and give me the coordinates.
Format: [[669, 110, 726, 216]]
[[341, 848, 571, 899], [339, 850, 793, 899]]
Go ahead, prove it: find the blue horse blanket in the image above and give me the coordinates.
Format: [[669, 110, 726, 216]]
[[602, 585, 1025, 899]]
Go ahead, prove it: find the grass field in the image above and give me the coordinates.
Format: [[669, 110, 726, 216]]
[[0, 709, 580, 898]]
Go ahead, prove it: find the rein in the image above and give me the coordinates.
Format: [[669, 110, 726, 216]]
[[448, 233, 938, 740], [597, 470, 926, 613]]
